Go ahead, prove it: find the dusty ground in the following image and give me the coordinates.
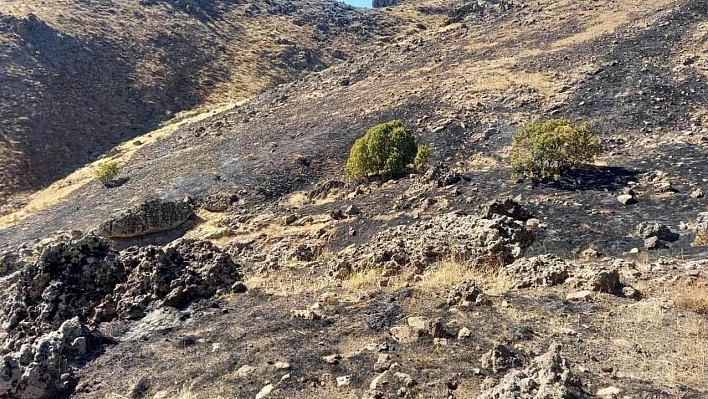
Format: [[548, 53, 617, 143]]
[[1, 0, 708, 398]]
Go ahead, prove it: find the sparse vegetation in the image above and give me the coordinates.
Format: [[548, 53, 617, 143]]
[[414, 144, 433, 171], [345, 120, 418, 179], [674, 286, 708, 315], [510, 118, 602, 180], [95, 161, 120, 184]]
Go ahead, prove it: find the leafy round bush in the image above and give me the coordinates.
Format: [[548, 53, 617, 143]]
[[510, 118, 602, 180], [95, 161, 120, 184], [414, 144, 433, 171], [346, 120, 418, 178]]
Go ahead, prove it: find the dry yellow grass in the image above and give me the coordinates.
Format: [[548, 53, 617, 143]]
[[673, 286, 708, 315]]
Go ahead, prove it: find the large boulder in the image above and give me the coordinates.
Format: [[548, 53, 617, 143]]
[[96, 198, 194, 238], [0, 317, 110, 399]]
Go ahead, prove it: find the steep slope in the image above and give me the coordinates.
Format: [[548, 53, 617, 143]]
[[1, 0, 708, 398], [0, 0, 404, 212], [2, 0, 706, 253]]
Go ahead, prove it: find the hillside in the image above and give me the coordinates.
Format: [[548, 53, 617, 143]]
[[0, 0, 408, 212], [0, 0, 708, 398]]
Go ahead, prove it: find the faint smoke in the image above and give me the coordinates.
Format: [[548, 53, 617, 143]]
[[161, 176, 185, 200]]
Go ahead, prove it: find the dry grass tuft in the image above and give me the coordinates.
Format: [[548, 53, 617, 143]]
[[673, 285, 708, 315]]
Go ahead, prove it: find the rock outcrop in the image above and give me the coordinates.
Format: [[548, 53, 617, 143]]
[[0, 318, 110, 399], [477, 343, 586, 399], [96, 198, 194, 238], [0, 233, 241, 399], [329, 205, 533, 278]]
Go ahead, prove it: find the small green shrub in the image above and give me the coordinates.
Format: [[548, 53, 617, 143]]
[[95, 161, 120, 184], [414, 144, 433, 171], [510, 118, 602, 180], [345, 120, 418, 179]]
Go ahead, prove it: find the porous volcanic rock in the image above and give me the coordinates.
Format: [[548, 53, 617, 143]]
[[329, 209, 533, 277], [0, 317, 110, 399], [477, 343, 587, 399], [95, 239, 242, 321], [505, 255, 570, 289], [480, 344, 523, 374], [447, 281, 489, 308], [477, 197, 532, 222], [95, 198, 194, 238], [0, 233, 241, 398], [2, 234, 124, 347]]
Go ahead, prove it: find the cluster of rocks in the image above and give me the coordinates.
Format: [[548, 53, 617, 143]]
[[0, 233, 242, 398], [328, 199, 534, 279], [635, 221, 679, 250], [505, 254, 637, 301], [477, 343, 586, 399]]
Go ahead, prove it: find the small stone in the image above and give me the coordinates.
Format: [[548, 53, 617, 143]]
[[336, 375, 351, 386], [318, 292, 339, 305], [255, 384, 274, 399], [274, 361, 291, 370], [370, 370, 392, 390], [322, 354, 341, 365], [457, 327, 471, 340], [644, 236, 665, 250], [691, 188, 704, 199], [283, 214, 298, 225], [374, 354, 392, 372], [621, 286, 640, 299], [617, 194, 637, 205], [235, 365, 256, 377], [597, 386, 622, 397], [389, 326, 418, 344], [566, 290, 594, 301], [407, 317, 444, 338], [393, 372, 416, 387], [231, 282, 248, 293]]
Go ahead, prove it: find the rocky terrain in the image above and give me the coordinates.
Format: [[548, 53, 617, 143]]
[[1, 0, 708, 398]]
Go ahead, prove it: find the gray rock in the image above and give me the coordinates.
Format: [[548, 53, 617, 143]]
[[96, 198, 193, 238], [477, 343, 584, 399], [636, 221, 678, 242], [573, 267, 620, 293], [447, 281, 489, 308], [617, 194, 637, 205], [0, 317, 108, 399], [328, 210, 533, 277], [505, 255, 569, 288], [477, 197, 532, 222], [480, 344, 522, 374]]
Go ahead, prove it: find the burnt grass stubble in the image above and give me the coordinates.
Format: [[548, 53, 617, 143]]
[[2, 1, 708, 398]]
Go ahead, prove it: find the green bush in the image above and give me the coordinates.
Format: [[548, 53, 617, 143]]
[[95, 161, 120, 184], [345, 120, 418, 178], [510, 118, 602, 180], [414, 144, 433, 171]]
